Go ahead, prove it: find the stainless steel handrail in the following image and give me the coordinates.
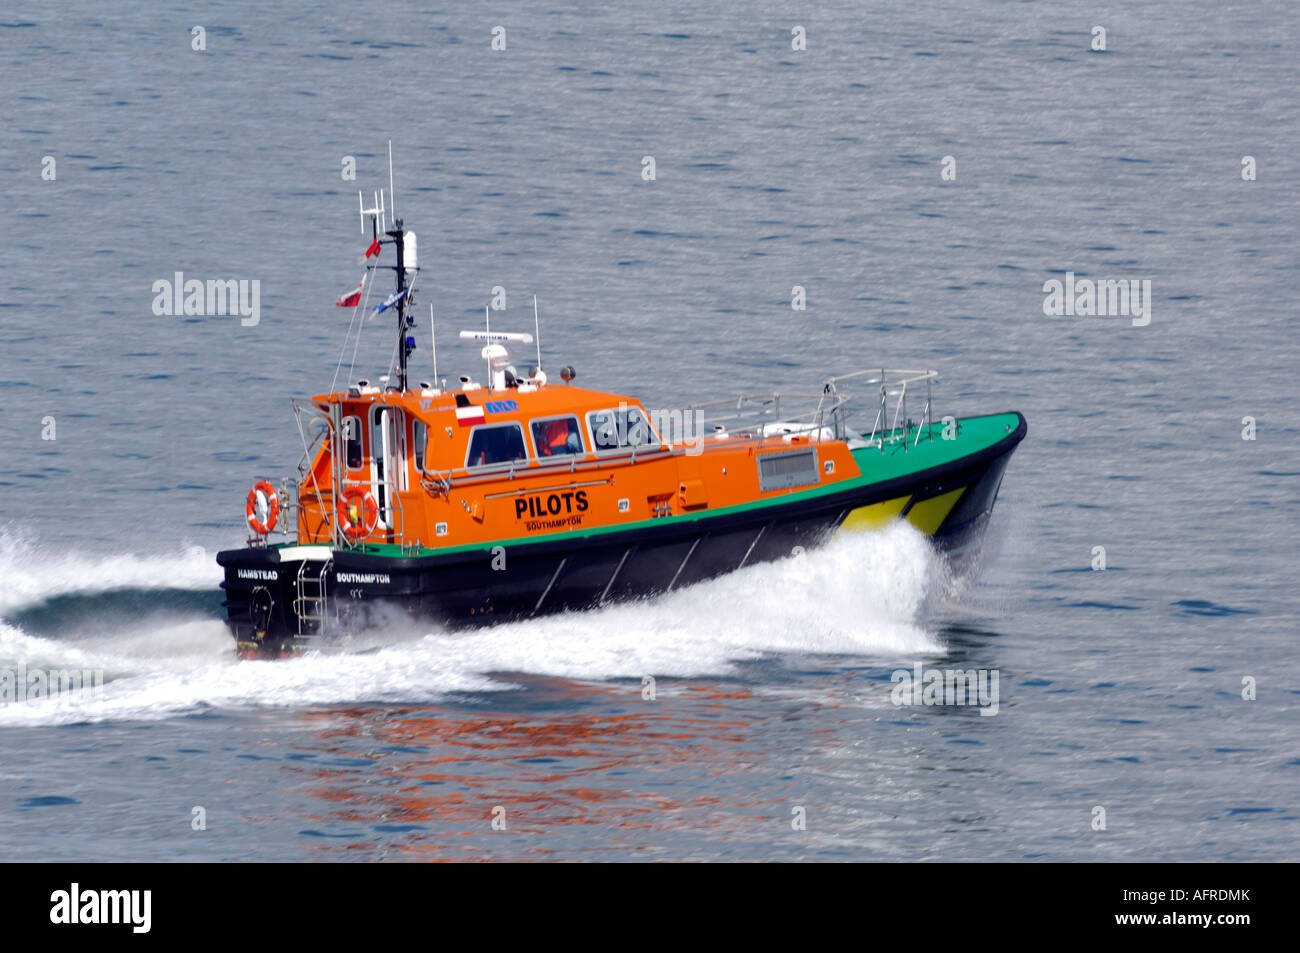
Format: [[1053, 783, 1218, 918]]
[[822, 368, 939, 452], [663, 390, 851, 449]]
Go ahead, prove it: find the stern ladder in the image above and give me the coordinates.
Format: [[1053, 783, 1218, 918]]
[[293, 558, 332, 638]]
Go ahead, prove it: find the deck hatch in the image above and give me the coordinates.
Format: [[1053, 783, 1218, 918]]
[[757, 447, 820, 492]]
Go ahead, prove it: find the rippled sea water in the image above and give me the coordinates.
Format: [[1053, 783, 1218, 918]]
[[1, 2, 1297, 861]]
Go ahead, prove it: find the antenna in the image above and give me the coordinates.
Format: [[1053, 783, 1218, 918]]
[[430, 302, 438, 386], [359, 190, 385, 237], [388, 140, 396, 223], [533, 294, 542, 371], [484, 305, 491, 390]]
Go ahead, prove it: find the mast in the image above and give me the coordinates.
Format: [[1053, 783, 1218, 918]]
[[388, 218, 415, 392], [356, 150, 418, 393], [385, 143, 416, 392]]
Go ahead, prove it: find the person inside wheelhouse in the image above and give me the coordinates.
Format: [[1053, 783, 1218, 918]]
[[534, 417, 584, 458], [467, 423, 528, 468]]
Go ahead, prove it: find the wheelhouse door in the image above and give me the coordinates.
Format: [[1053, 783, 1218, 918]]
[[369, 405, 407, 531]]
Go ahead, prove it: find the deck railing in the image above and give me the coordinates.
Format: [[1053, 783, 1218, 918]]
[[821, 368, 939, 450], [661, 390, 850, 449]]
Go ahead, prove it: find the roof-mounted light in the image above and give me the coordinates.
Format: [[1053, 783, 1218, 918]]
[[458, 331, 534, 344]]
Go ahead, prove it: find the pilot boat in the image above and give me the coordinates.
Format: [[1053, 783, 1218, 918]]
[[217, 181, 1026, 659]]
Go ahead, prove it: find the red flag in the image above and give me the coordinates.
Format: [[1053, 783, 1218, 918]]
[[364, 236, 381, 259], [335, 275, 365, 308], [455, 404, 485, 428]]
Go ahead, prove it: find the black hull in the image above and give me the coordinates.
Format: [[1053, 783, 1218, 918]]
[[218, 415, 1024, 657]]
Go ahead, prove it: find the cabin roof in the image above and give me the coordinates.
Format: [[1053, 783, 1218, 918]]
[[310, 384, 647, 422]]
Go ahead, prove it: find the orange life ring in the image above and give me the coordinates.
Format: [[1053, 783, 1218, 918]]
[[246, 480, 279, 535], [336, 486, 379, 541]]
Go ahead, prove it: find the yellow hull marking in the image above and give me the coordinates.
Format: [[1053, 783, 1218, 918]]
[[839, 495, 912, 533], [903, 487, 967, 536]]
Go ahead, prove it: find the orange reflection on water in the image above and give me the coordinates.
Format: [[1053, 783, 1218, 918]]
[[278, 678, 792, 858]]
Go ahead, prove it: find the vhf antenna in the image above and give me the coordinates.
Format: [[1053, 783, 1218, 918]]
[[429, 302, 438, 388], [533, 294, 542, 373], [388, 139, 396, 223], [359, 189, 385, 239], [484, 304, 492, 391]]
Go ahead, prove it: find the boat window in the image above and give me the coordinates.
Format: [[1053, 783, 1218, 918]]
[[757, 447, 820, 492], [413, 419, 427, 473], [587, 406, 660, 452], [343, 415, 363, 469], [530, 415, 585, 462], [465, 422, 528, 469]]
